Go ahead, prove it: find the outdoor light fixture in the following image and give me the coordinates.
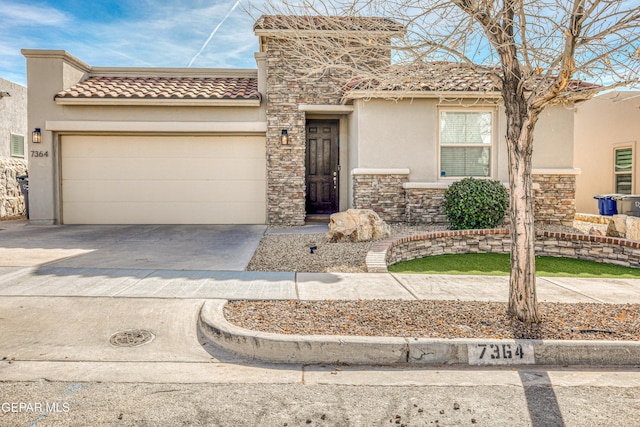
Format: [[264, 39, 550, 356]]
[[281, 129, 289, 145], [32, 128, 42, 144], [0, 91, 10, 98]]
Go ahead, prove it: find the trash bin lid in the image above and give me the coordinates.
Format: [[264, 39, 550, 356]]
[[612, 194, 640, 200]]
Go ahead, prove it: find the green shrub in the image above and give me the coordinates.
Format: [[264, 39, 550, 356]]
[[442, 177, 508, 230]]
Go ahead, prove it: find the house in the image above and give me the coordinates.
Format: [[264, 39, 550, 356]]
[[22, 15, 581, 226], [0, 78, 28, 220], [574, 90, 640, 215]]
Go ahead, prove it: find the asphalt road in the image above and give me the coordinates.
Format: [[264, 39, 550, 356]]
[[1, 376, 639, 426], [0, 295, 639, 426]]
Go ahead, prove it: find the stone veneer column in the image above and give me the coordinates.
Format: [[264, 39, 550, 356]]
[[532, 169, 580, 226], [403, 183, 449, 224], [263, 40, 350, 226], [0, 158, 28, 219], [352, 169, 409, 222]]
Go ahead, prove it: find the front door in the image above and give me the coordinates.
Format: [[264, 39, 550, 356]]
[[306, 120, 339, 215]]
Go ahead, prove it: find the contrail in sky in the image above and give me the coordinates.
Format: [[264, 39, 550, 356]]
[[188, 0, 242, 67]]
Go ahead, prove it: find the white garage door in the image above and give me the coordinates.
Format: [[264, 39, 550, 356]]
[[61, 135, 266, 224]]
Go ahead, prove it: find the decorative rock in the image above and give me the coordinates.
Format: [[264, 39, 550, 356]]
[[625, 215, 640, 241], [326, 209, 390, 243], [588, 227, 604, 236], [607, 215, 627, 238]]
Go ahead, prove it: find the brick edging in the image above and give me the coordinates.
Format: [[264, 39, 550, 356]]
[[366, 229, 640, 273]]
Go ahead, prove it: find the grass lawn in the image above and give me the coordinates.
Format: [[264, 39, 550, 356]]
[[388, 253, 640, 278]]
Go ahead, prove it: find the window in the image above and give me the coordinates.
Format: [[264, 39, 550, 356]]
[[10, 134, 24, 158], [440, 111, 493, 178], [614, 146, 633, 194]]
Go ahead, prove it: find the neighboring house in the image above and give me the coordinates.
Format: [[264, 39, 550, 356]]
[[574, 90, 640, 215], [22, 16, 581, 226], [0, 78, 28, 220]]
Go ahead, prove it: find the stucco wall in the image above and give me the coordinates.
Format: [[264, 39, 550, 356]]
[[574, 91, 640, 215], [351, 99, 574, 182], [0, 78, 27, 159], [23, 50, 265, 224]]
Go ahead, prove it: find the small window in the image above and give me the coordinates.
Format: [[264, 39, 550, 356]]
[[440, 111, 493, 178], [10, 134, 25, 158], [614, 146, 633, 194]]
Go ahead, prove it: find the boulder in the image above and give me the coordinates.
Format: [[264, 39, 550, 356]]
[[625, 215, 640, 241], [606, 214, 627, 238], [588, 227, 604, 236], [326, 209, 390, 243]]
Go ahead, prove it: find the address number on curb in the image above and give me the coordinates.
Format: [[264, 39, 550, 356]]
[[468, 342, 535, 365]]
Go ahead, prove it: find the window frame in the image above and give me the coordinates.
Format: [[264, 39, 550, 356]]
[[10, 133, 25, 158], [437, 107, 497, 180], [613, 142, 635, 194]]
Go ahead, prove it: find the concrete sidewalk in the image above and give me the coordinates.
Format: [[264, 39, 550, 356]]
[[1, 266, 639, 303], [2, 264, 639, 367], [1, 220, 640, 369]]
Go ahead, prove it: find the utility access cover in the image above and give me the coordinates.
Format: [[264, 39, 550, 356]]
[[109, 329, 155, 347]]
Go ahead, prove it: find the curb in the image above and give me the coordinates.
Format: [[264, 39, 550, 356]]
[[198, 300, 640, 366]]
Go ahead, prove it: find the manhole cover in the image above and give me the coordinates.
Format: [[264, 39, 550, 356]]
[[109, 329, 155, 347]]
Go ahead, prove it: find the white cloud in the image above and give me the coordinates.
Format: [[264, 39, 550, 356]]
[[0, 0, 263, 84], [69, 1, 260, 68], [1, 2, 69, 27]]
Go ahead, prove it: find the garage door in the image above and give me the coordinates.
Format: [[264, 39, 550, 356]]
[[61, 135, 266, 224]]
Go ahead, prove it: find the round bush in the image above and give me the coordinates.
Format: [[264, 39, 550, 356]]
[[442, 178, 508, 230]]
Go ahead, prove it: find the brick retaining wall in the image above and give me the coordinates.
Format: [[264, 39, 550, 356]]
[[366, 228, 640, 273]]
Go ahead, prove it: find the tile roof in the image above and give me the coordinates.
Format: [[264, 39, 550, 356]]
[[56, 76, 260, 100], [254, 15, 403, 32], [346, 62, 599, 95], [346, 63, 499, 93]]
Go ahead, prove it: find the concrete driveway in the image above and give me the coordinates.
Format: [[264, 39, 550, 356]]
[[0, 221, 266, 271]]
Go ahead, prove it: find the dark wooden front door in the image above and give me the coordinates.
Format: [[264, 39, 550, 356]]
[[306, 120, 339, 214]]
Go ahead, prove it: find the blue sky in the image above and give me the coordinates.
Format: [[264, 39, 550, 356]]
[[0, 0, 263, 86]]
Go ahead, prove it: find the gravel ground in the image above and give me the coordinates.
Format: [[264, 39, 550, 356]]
[[246, 222, 580, 273], [240, 221, 638, 340], [225, 300, 640, 341]]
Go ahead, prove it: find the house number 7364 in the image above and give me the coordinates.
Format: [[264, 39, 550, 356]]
[[31, 151, 49, 158], [477, 343, 524, 360]]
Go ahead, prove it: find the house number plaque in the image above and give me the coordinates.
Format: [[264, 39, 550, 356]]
[[468, 342, 535, 365], [31, 151, 49, 158]]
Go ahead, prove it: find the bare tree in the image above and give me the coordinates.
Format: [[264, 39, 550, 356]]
[[253, 0, 640, 322]]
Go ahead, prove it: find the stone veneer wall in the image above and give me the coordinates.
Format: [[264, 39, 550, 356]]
[[262, 33, 394, 225], [533, 173, 576, 226], [0, 157, 27, 220], [404, 187, 448, 224], [352, 172, 408, 222], [264, 41, 309, 226], [355, 173, 577, 226], [366, 228, 640, 272]]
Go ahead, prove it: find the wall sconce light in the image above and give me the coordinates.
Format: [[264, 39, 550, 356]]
[[32, 128, 42, 144], [281, 129, 289, 145], [0, 91, 10, 98]]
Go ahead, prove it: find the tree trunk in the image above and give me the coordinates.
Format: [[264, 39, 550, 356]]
[[506, 117, 540, 323]]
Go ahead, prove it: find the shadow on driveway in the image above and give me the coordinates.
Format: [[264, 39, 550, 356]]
[[0, 224, 266, 272]]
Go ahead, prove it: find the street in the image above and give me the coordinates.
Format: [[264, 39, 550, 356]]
[[0, 295, 638, 426], [1, 369, 639, 426]]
